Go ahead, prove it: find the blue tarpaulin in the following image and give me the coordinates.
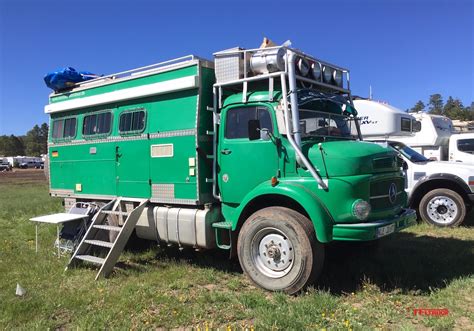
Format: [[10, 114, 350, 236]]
[[44, 67, 99, 92]]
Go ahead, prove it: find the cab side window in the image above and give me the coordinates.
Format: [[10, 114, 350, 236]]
[[225, 107, 273, 139]]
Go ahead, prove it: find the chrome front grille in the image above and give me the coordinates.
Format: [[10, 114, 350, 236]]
[[370, 177, 404, 210]]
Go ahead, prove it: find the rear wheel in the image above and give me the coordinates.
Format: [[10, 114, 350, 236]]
[[237, 207, 324, 294], [419, 189, 466, 227]]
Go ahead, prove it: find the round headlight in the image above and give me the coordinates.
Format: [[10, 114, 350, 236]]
[[311, 62, 322, 80], [296, 57, 310, 76], [333, 70, 343, 87], [323, 66, 333, 83], [352, 199, 371, 220]]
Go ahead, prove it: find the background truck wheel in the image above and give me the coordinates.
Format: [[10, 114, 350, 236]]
[[419, 189, 466, 227], [237, 207, 324, 294]]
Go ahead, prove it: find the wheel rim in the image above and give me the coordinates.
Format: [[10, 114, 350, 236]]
[[251, 227, 295, 278], [426, 196, 459, 224]]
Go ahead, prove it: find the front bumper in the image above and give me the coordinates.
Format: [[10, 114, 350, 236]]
[[332, 208, 417, 241], [468, 193, 474, 203]]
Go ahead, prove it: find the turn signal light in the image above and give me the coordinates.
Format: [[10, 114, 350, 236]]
[[271, 176, 279, 187]]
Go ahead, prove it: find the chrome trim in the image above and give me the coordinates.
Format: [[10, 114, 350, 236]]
[[370, 191, 404, 200], [49, 133, 148, 147], [334, 209, 416, 228], [150, 197, 198, 205], [149, 129, 196, 139]]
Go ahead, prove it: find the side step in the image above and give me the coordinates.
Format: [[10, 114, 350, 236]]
[[75, 254, 105, 265], [67, 198, 148, 280], [212, 221, 232, 250]]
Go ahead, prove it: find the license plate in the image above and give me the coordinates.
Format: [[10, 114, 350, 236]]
[[376, 223, 396, 238]]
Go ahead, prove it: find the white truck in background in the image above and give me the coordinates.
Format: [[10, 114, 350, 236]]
[[354, 98, 474, 227], [354, 98, 474, 163]]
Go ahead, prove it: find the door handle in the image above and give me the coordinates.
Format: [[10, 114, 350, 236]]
[[221, 149, 232, 155], [115, 146, 122, 161]]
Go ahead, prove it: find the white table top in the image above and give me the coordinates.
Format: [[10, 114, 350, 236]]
[[30, 213, 88, 224]]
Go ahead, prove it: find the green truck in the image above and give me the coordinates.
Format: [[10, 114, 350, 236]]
[[44, 42, 416, 294]]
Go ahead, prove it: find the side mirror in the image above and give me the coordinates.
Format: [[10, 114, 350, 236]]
[[248, 119, 261, 141]]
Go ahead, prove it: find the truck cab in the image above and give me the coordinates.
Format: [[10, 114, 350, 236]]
[[449, 133, 474, 163]]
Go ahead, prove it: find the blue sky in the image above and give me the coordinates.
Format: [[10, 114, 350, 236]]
[[0, 0, 472, 135]]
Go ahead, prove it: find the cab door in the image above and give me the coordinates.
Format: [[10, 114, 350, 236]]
[[115, 108, 150, 198], [218, 105, 279, 204]]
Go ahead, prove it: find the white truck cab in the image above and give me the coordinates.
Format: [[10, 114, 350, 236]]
[[353, 99, 474, 227], [380, 141, 474, 226], [449, 133, 474, 163]]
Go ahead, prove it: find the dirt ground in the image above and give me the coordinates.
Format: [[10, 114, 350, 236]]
[[0, 169, 47, 185]]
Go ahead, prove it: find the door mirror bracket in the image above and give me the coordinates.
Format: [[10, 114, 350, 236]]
[[248, 120, 261, 141]]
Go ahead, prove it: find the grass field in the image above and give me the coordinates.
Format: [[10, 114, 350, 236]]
[[0, 169, 473, 330]]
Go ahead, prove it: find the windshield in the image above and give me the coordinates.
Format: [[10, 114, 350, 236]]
[[457, 138, 474, 153], [299, 109, 355, 139], [389, 141, 429, 163]]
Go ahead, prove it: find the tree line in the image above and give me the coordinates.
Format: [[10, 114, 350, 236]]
[[0, 123, 48, 157], [408, 94, 474, 121]]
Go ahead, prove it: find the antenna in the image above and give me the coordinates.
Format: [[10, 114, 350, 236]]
[[369, 85, 373, 100]]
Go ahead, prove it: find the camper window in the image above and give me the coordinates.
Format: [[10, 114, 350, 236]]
[[83, 112, 112, 137], [119, 110, 146, 134], [401, 117, 411, 132], [52, 117, 76, 140]]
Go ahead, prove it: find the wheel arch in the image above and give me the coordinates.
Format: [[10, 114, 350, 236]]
[[409, 174, 472, 209], [230, 182, 334, 243]]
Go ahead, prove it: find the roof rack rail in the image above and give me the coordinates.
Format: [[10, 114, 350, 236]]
[[76, 55, 197, 88]]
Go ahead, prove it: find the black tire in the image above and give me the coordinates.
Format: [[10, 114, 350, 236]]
[[237, 207, 324, 294], [419, 188, 466, 227]]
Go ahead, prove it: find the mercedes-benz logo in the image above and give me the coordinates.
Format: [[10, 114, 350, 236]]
[[388, 183, 397, 204]]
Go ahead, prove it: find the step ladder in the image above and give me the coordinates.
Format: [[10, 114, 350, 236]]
[[212, 221, 233, 250], [66, 198, 148, 280]]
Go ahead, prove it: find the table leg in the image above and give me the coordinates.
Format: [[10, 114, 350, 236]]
[[36, 224, 38, 253], [57, 225, 60, 258]]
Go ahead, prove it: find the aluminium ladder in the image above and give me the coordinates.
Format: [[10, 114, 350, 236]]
[[66, 198, 148, 280]]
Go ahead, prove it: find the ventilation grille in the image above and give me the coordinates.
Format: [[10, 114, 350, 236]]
[[151, 144, 174, 158]]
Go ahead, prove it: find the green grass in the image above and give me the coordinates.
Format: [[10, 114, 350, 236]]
[[1, 171, 473, 329]]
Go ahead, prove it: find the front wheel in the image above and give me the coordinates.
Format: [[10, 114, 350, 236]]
[[419, 188, 466, 227], [237, 207, 324, 294]]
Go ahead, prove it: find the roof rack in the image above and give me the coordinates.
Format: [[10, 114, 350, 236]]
[[51, 55, 210, 96], [213, 46, 351, 95]]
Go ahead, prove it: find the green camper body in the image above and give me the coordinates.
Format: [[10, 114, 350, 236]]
[[46, 57, 416, 248]]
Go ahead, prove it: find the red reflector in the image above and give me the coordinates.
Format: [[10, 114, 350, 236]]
[[469, 181, 474, 186], [271, 176, 279, 187]]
